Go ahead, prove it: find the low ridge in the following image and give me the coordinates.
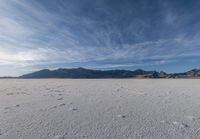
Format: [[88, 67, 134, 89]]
[[19, 67, 200, 78]]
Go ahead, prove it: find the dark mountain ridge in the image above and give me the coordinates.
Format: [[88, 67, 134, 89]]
[[19, 67, 200, 79]]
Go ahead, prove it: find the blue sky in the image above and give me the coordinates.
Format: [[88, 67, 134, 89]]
[[1, 0, 200, 76]]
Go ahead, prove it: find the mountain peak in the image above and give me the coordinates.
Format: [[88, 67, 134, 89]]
[[19, 68, 200, 79]]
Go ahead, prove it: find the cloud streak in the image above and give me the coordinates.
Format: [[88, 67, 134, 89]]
[[0, 0, 200, 76]]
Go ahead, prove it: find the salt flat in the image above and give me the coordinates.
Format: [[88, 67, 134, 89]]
[[0, 79, 200, 139]]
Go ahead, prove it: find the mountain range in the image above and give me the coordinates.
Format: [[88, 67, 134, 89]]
[[18, 67, 200, 78]]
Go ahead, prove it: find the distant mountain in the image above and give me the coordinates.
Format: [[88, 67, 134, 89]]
[[19, 67, 200, 79], [168, 69, 200, 78]]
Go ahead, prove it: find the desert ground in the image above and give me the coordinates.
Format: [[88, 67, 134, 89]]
[[0, 79, 200, 139]]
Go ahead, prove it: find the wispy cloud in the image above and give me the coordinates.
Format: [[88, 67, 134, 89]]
[[0, 0, 200, 76]]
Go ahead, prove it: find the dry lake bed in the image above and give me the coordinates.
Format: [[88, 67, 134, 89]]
[[0, 79, 200, 139]]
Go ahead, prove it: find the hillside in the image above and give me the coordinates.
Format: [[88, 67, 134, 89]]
[[19, 67, 200, 78]]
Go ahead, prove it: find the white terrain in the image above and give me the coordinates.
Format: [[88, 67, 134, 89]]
[[0, 79, 200, 139]]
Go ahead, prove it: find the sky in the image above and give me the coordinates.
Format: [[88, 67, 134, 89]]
[[1, 0, 200, 76]]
